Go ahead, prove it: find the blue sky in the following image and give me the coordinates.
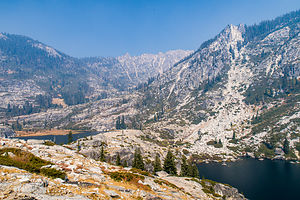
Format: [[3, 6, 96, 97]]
[[0, 0, 299, 57]]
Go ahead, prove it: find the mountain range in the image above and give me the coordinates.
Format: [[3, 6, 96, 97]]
[[0, 33, 190, 108], [0, 10, 300, 161]]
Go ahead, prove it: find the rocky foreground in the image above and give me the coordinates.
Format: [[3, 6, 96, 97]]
[[0, 137, 246, 200]]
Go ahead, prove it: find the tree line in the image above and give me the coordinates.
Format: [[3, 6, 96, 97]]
[[116, 116, 126, 130], [5, 94, 59, 117], [99, 146, 199, 178]]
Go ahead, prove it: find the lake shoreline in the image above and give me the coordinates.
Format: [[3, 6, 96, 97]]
[[13, 131, 102, 145], [15, 129, 91, 137], [195, 154, 299, 165], [197, 158, 300, 200]]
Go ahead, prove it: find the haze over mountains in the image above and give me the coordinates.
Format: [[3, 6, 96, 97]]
[[0, 33, 191, 109], [0, 10, 300, 162]]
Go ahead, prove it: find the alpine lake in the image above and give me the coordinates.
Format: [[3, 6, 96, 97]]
[[14, 133, 300, 200], [197, 158, 300, 200]]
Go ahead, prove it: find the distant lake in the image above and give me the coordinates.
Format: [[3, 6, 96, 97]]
[[14, 131, 101, 144], [197, 158, 300, 200]]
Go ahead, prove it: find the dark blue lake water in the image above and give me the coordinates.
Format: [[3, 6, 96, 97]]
[[15, 131, 101, 144], [197, 158, 300, 200]]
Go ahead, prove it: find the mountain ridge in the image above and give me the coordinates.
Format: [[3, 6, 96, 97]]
[[136, 10, 300, 161], [0, 10, 299, 163], [0, 33, 190, 110]]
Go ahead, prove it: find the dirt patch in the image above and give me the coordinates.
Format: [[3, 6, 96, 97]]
[[52, 98, 67, 108]]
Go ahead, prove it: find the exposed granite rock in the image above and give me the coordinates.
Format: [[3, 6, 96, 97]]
[[0, 125, 15, 138], [0, 137, 247, 200], [103, 189, 120, 198], [214, 183, 246, 200]]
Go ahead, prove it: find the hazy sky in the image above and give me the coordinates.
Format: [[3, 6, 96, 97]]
[[0, 0, 299, 57]]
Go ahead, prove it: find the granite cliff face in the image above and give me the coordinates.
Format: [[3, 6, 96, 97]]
[[82, 50, 192, 98], [138, 10, 300, 160]]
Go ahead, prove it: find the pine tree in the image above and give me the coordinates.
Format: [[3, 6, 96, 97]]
[[191, 163, 199, 178], [116, 116, 121, 130], [68, 131, 73, 144], [283, 138, 290, 154], [122, 160, 128, 167], [163, 150, 177, 175], [121, 115, 126, 129], [100, 145, 106, 162], [77, 140, 80, 151], [132, 148, 144, 170], [153, 153, 162, 173], [186, 162, 199, 177], [116, 153, 121, 166], [180, 155, 188, 177], [232, 132, 236, 140]]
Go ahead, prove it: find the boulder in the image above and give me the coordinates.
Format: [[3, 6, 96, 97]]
[[109, 185, 133, 193], [27, 139, 45, 145], [104, 189, 120, 198], [213, 183, 246, 200], [18, 183, 47, 194], [156, 171, 169, 178]]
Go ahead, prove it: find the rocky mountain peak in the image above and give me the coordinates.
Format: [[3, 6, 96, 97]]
[[210, 24, 244, 52], [137, 11, 300, 162]]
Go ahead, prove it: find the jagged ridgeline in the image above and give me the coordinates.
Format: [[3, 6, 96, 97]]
[[0, 32, 191, 116], [136, 10, 300, 159], [139, 9, 300, 118]]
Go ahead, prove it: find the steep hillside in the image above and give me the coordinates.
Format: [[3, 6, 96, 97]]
[[0, 33, 190, 120], [117, 50, 193, 85], [138, 10, 300, 160], [81, 50, 192, 98], [0, 33, 89, 109]]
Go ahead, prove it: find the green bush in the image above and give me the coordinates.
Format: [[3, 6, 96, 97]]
[[0, 148, 66, 179], [229, 139, 238, 144], [43, 140, 56, 146], [40, 168, 66, 179], [207, 140, 216, 146], [200, 179, 222, 197], [207, 140, 223, 148], [108, 171, 144, 182], [255, 144, 275, 158]]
